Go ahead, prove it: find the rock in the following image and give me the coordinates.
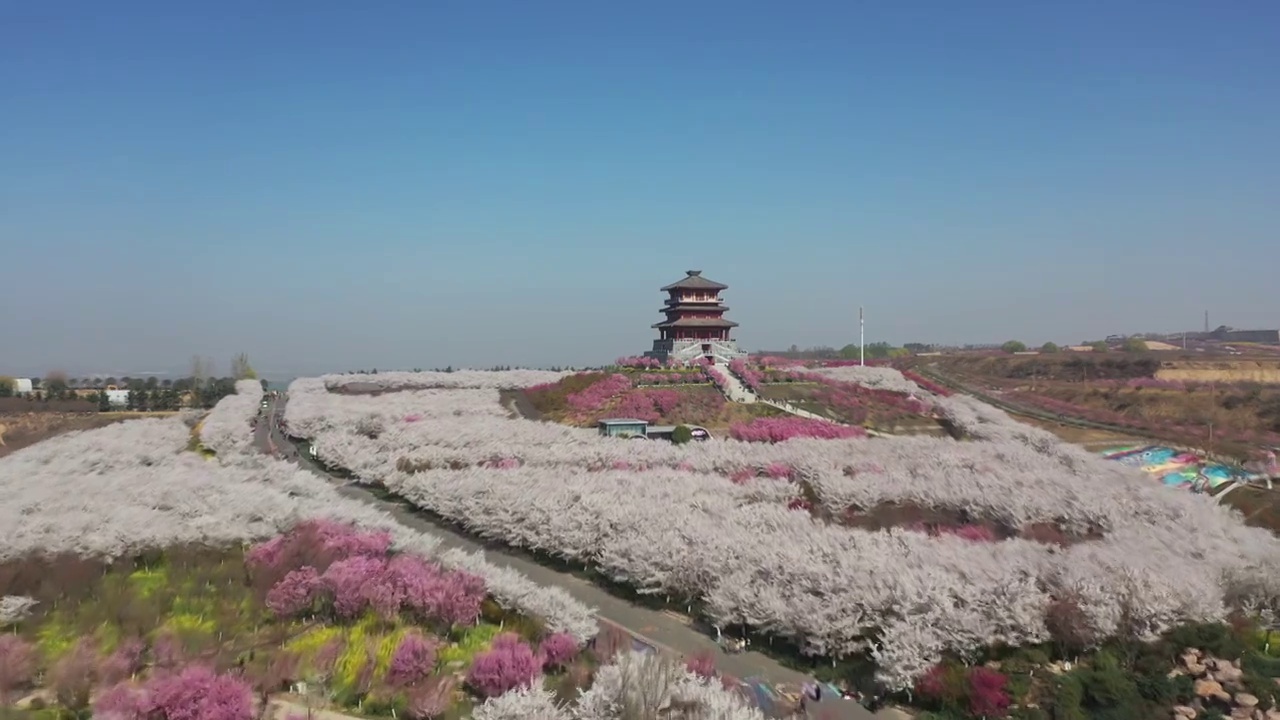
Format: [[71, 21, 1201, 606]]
[[1186, 647, 1203, 658], [1169, 669, 1186, 678], [1172, 706, 1197, 719], [1184, 652, 1203, 669], [1238, 693, 1260, 708], [1232, 709, 1254, 720], [1188, 662, 1208, 676], [1219, 665, 1245, 683], [1197, 679, 1227, 699], [1265, 710, 1280, 720]]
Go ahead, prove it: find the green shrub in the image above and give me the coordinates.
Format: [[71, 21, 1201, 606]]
[[1134, 671, 1175, 705], [1255, 630, 1280, 657], [1168, 674, 1195, 704], [1010, 708, 1049, 720], [671, 425, 694, 444], [1050, 673, 1087, 720], [1005, 671, 1032, 701], [1243, 651, 1280, 678], [1164, 622, 1246, 660], [1080, 655, 1144, 720], [362, 691, 408, 717]]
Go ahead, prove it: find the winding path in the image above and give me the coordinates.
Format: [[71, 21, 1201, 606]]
[[255, 393, 898, 719]]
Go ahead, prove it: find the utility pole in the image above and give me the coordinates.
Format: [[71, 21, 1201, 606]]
[[859, 306, 865, 367]]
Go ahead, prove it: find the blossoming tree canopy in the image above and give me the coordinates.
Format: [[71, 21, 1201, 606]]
[[280, 368, 1280, 689]]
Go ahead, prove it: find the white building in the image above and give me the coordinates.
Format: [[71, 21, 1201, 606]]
[[106, 389, 130, 407], [12, 378, 33, 395]]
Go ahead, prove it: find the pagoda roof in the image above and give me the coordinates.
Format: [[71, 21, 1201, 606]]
[[661, 304, 730, 313], [660, 270, 728, 292], [652, 317, 739, 329]]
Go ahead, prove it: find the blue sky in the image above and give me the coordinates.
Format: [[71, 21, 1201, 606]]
[[2, 1, 1277, 377]]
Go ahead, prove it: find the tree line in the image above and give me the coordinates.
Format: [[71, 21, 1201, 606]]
[[0, 375, 261, 410], [0, 352, 263, 411], [999, 338, 1146, 354]]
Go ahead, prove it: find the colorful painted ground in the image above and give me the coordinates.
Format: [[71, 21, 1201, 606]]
[[1098, 445, 1269, 493]]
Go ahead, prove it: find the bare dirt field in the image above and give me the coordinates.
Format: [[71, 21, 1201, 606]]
[[1156, 359, 1280, 384], [0, 411, 178, 459], [1014, 415, 1151, 448]]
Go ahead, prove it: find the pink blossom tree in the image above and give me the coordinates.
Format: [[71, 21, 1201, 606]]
[[265, 566, 322, 618], [99, 637, 147, 685], [0, 635, 36, 706], [387, 632, 438, 687], [466, 634, 540, 697], [406, 675, 456, 719], [967, 666, 1011, 717], [321, 555, 388, 619], [147, 665, 254, 720], [51, 637, 98, 711], [93, 681, 150, 720], [538, 632, 579, 671], [684, 650, 717, 679]]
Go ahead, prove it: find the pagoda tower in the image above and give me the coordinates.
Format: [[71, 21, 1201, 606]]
[[644, 270, 747, 365]]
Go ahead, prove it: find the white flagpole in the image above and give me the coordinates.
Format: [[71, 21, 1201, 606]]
[[859, 306, 865, 367]]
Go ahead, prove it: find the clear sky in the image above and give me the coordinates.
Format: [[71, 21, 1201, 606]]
[[2, 1, 1277, 378]]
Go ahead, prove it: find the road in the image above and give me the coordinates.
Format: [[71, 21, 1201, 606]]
[[254, 394, 891, 719]]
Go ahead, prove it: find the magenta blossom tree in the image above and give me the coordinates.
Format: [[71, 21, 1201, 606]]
[[538, 632, 579, 670], [99, 637, 147, 685], [148, 665, 254, 720], [466, 634, 540, 697], [95, 665, 254, 720], [321, 555, 389, 619], [387, 632, 438, 687], [265, 566, 322, 618], [0, 635, 36, 705]]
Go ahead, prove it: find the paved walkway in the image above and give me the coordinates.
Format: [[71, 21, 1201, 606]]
[[256, 395, 900, 719], [714, 366, 758, 404], [716, 368, 886, 438]]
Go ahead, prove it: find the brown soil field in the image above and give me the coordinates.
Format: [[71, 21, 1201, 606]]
[[920, 356, 1280, 454], [0, 413, 122, 458], [931, 354, 1166, 382], [0, 411, 179, 459], [1017, 383, 1280, 449], [1156, 360, 1280, 384], [1214, 485, 1280, 535], [1014, 415, 1152, 448], [0, 397, 97, 413]]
